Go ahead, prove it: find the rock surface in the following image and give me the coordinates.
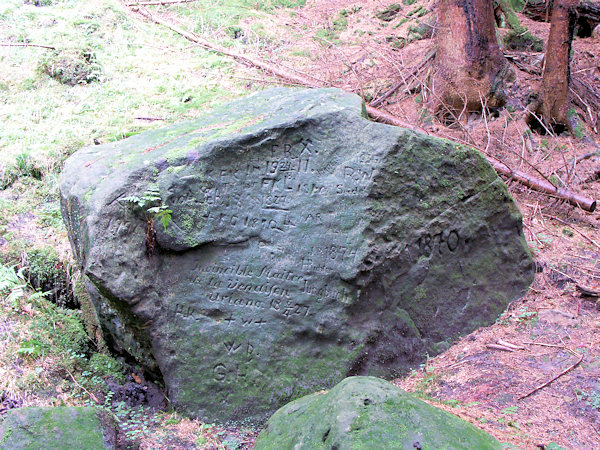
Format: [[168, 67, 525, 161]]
[[60, 88, 534, 423], [254, 376, 503, 449], [0, 407, 116, 449]]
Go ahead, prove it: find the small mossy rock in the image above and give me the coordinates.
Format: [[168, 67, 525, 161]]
[[0, 407, 117, 449], [255, 376, 502, 449], [60, 87, 533, 423]]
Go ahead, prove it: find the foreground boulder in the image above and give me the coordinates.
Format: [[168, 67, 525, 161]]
[[255, 376, 502, 449], [60, 88, 533, 423], [0, 407, 116, 449]]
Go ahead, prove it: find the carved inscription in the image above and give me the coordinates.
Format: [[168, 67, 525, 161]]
[[416, 228, 462, 257], [169, 139, 473, 392]]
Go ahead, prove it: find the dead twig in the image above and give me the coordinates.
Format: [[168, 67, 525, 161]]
[[135, 7, 322, 88], [576, 284, 600, 297], [370, 50, 435, 108], [65, 368, 101, 405], [0, 43, 56, 50], [487, 157, 596, 212], [486, 343, 515, 352], [518, 350, 584, 400], [523, 341, 566, 349], [497, 339, 524, 350]]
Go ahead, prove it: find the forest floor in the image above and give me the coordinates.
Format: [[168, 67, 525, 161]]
[[1, 0, 600, 448]]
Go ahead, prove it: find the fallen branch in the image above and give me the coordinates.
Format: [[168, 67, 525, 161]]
[[135, 7, 322, 88], [576, 284, 599, 297], [575, 150, 600, 162], [133, 7, 598, 213], [497, 339, 524, 350], [486, 343, 515, 352], [0, 42, 56, 50], [518, 350, 584, 400], [523, 341, 568, 349], [488, 158, 596, 212]]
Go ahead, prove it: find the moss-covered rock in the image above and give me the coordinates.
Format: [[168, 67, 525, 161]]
[[60, 88, 533, 424], [0, 407, 117, 449], [255, 376, 502, 449]]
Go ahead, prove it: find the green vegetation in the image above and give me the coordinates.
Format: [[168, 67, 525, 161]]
[[0, 0, 252, 168], [376, 4, 402, 22], [0, 153, 43, 190], [122, 186, 173, 232], [38, 47, 103, 86]]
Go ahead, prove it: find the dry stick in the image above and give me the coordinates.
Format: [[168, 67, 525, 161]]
[[523, 341, 566, 349], [480, 93, 491, 154], [370, 50, 435, 108], [518, 351, 584, 401], [497, 339, 524, 350], [65, 368, 101, 405], [0, 43, 56, 50], [489, 157, 596, 212], [486, 343, 515, 352], [138, 7, 597, 213]]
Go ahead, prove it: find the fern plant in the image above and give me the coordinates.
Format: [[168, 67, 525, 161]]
[[121, 187, 172, 231], [120, 187, 172, 255]]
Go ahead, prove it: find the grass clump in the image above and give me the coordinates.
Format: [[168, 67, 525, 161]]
[[24, 0, 57, 6], [25, 246, 76, 308], [37, 48, 103, 86], [0, 153, 43, 190], [503, 30, 543, 52]]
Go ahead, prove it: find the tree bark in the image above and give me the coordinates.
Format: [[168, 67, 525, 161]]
[[538, 0, 579, 129], [431, 0, 511, 118]]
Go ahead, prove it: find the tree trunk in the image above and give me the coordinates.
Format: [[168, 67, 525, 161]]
[[537, 0, 578, 130], [431, 0, 512, 119]]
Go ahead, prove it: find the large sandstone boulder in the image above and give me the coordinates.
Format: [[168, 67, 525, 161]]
[[60, 88, 533, 423], [254, 376, 502, 449], [0, 407, 116, 449]]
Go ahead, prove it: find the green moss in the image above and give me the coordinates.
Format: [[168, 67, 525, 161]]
[[180, 213, 194, 232], [567, 108, 585, 138], [376, 4, 402, 22], [255, 377, 502, 449], [74, 277, 107, 352], [0, 407, 113, 450], [332, 15, 348, 32]]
